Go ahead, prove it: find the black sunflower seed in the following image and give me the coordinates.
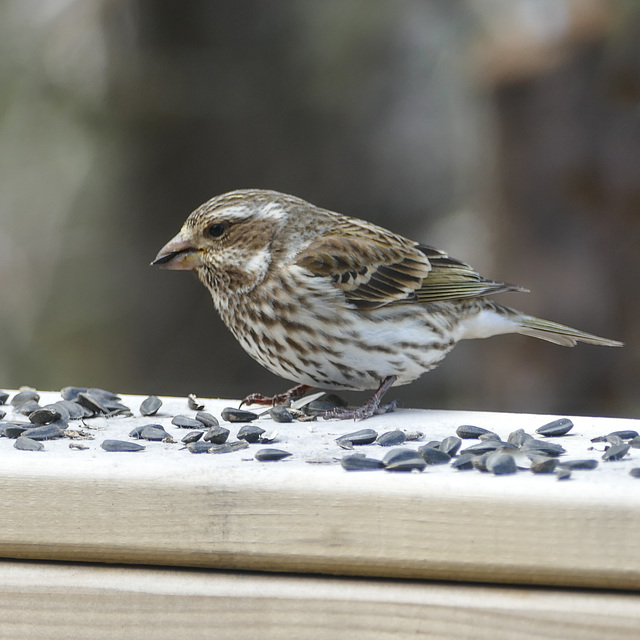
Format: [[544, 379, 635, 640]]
[[376, 430, 406, 447], [22, 422, 65, 440], [181, 430, 203, 444], [486, 452, 517, 475], [186, 441, 214, 453], [440, 436, 462, 457], [60, 386, 86, 401], [269, 406, 294, 423], [0, 391, 9, 405], [521, 440, 566, 457], [450, 453, 475, 470], [140, 395, 162, 416], [222, 407, 259, 423], [255, 448, 292, 461], [0, 410, 5, 420], [383, 448, 426, 472], [54, 400, 87, 420], [536, 418, 574, 437], [629, 468, 640, 478], [529, 457, 558, 474], [602, 442, 630, 461], [341, 453, 385, 471], [460, 441, 505, 456], [558, 459, 599, 470], [237, 425, 265, 443], [418, 445, 451, 465], [187, 393, 204, 411], [11, 390, 40, 407], [16, 401, 42, 416], [28, 408, 62, 425], [608, 430, 638, 440], [2, 425, 28, 439], [456, 425, 494, 439], [207, 440, 250, 454], [140, 426, 172, 441], [171, 415, 203, 429], [101, 439, 145, 452], [76, 392, 108, 415], [479, 432, 502, 442], [336, 429, 378, 449], [507, 429, 533, 447], [472, 452, 491, 472], [556, 468, 572, 480], [195, 412, 219, 429], [629, 436, 640, 449], [14, 436, 44, 451], [203, 426, 230, 444]]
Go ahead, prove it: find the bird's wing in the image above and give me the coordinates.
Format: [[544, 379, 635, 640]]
[[295, 228, 524, 309]]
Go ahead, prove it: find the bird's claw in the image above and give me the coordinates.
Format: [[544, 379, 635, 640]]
[[322, 399, 397, 421]]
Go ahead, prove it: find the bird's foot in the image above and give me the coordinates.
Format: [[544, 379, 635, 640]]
[[240, 384, 314, 408], [322, 375, 398, 421]]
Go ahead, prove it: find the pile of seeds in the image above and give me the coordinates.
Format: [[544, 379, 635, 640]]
[[1, 387, 638, 478], [337, 419, 640, 478]]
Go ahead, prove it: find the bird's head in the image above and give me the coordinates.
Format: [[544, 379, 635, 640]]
[[152, 190, 294, 295]]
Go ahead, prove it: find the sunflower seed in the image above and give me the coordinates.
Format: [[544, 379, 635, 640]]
[[529, 457, 558, 474], [418, 445, 451, 465], [336, 429, 378, 449], [101, 439, 145, 452], [472, 452, 491, 472], [341, 453, 385, 471], [486, 452, 517, 475], [54, 400, 87, 420], [140, 395, 162, 416], [0, 391, 9, 405], [460, 441, 504, 455], [479, 432, 502, 442], [376, 430, 406, 447], [186, 441, 214, 453], [195, 412, 219, 429], [181, 430, 203, 444], [28, 408, 62, 425], [207, 440, 250, 454], [558, 459, 599, 470], [556, 468, 572, 480], [60, 386, 86, 401], [11, 390, 40, 407], [630, 468, 640, 478], [602, 442, 630, 461], [608, 430, 638, 440], [536, 418, 574, 437], [629, 436, 640, 449], [222, 407, 259, 423], [22, 423, 65, 440], [456, 424, 496, 439], [16, 401, 42, 416], [269, 406, 294, 423], [451, 453, 475, 470], [76, 392, 108, 415], [508, 429, 534, 446], [203, 426, 230, 444], [171, 415, 203, 429], [0, 410, 5, 420], [187, 393, 204, 411], [440, 436, 462, 457], [237, 425, 265, 443], [14, 436, 44, 451], [1, 424, 28, 439], [140, 426, 172, 441], [383, 448, 426, 472], [255, 448, 292, 461], [522, 440, 566, 457]]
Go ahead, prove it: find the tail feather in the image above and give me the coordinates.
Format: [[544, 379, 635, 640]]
[[510, 311, 623, 348]]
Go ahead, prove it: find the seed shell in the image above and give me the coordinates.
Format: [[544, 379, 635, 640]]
[[341, 454, 385, 471], [237, 425, 265, 443], [222, 407, 258, 423], [101, 439, 145, 452], [187, 393, 205, 411], [456, 425, 493, 439], [529, 457, 558, 474], [602, 442, 630, 461], [207, 440, 250, 454], [14, 436, 44, 451], [383, 448, 426, 472], [255, 448, 292, 462], [536, 418, 574, 437], [556, 468, 572, 480], [558, 459, 599, 471], [336, 428, 378, 449], [418, 445, 451, 465], [629, 436, 640, 449], [485, 452, 517, 475], [140, 395, 162, 416], [440, 436, 462, 457], [376, 430, 406, 447]]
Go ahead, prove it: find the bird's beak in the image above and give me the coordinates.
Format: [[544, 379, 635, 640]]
[[151, 233, 202, 270]]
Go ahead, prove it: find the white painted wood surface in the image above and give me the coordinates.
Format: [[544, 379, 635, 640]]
[[1, 392, 639, 589]]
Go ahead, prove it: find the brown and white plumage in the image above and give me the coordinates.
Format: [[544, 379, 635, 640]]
[[153, 189, 622, 417]]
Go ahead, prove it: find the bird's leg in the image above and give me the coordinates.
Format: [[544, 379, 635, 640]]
[[240, 384, 314, 408], [322, 375, 398, 421]]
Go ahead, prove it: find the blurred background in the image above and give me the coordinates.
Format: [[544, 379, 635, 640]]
[[1, 0, 638, 417]]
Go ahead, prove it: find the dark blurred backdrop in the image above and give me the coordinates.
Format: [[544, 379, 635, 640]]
[[1, 0, 638, 417]]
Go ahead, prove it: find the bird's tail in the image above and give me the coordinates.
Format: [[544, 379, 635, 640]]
[[497, 304, 623, 347]]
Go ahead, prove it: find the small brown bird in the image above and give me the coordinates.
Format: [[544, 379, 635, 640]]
[[153, 189, 622, 419]]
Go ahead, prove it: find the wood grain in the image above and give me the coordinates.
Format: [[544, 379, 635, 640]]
[[0, 560, 638, 640]]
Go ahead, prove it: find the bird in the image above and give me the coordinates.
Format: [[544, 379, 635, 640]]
[[152, 189, 623, 419]]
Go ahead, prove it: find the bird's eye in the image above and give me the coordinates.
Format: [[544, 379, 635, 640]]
[[207, 223, 226, 238]]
